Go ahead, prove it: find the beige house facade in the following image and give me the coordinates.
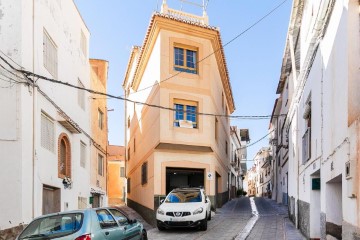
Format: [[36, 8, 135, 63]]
[[107, 145, 126, 205], [123, 1, 235, 225], [90, 59, 109, 207]]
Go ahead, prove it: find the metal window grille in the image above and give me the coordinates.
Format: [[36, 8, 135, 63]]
[[120, 167, 125, 178], [80, 141, 86, 168], [80, 30, 87, 57], [98, 109, 103, 129], [41, 113, 55, 152], [98, 154, 103, 176], [141, 162, 148, 185], [43, 29, 58, 78], [302, 128, 311, 163], [78, 79, 85, 110]]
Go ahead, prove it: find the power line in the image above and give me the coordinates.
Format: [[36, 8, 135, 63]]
[[19, 68, 281, 119], [237, 130, 273, 150], [127, 0, 289, 96]]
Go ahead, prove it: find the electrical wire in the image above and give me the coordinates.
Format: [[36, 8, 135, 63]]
[[237, 130, 274, 150], [126, 0, 289, 96], [20, 68, 281, 119]]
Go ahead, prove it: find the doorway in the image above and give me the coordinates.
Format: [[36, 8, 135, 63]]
[[166, 168, 204, 194], [42, 185, 60, 215], [326, 174, 342, 239]]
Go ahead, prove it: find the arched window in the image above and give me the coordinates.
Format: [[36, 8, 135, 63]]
[[58, 133, 71, 178]]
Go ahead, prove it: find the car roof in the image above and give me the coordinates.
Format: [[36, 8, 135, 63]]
[[171, 187, 203, 192], [31, 207, 127, 220]]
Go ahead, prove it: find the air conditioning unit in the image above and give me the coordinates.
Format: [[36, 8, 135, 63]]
[[179, 120, 193, 128]]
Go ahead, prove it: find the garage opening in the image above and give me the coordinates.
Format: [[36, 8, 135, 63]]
[[166, 167, 204, 194]]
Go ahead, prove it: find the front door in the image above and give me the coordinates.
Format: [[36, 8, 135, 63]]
[[42, 185, 60, 215]]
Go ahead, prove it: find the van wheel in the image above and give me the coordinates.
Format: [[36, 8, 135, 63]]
[[208, 211, 211, 221]]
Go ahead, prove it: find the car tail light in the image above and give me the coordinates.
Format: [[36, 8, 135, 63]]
[[75, 234, 91, 240]]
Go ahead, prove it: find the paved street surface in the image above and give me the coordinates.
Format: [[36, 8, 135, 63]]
[[119, 197, 306, 240]]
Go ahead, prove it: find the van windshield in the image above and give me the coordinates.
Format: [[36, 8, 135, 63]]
[[18, 213, 83, 239], [165, 190, 202, 203]]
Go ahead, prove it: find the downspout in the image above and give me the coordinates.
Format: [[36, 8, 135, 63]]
[[32, 0, 36, 219], [124, 88, 128, 205]]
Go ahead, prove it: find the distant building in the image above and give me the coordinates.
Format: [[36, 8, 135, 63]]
[[122, 0, 235, 225], [107, 145, 126, 205], [0, 0, 96, 236], [246, 166, 257, 197], [253, 147, 272, 197], [229, 126, 249, 198]]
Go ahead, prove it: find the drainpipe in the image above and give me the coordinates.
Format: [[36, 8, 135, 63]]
[[124, 88, 128, 205], [32, 0, 36, 219]]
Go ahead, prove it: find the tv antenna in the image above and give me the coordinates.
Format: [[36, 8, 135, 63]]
[[163, 0, 209, 15]]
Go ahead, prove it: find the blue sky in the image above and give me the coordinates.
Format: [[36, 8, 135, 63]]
[[74, 0, 292, 167]]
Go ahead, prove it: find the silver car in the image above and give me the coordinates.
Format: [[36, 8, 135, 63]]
[[16, 207, 147, 240]]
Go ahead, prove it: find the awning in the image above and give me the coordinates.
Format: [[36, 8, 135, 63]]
[[90, 188, 106, 195]]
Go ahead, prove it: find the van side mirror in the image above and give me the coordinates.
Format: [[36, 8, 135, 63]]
[[160, 199, 164, 204]]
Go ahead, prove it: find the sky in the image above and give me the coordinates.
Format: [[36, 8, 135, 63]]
[[74, 0, 292, 168]]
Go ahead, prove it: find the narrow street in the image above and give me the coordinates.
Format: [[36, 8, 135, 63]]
[[120, 197, 305, 240]]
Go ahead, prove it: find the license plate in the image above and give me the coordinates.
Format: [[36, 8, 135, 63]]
[[170, 217, 182, 222]]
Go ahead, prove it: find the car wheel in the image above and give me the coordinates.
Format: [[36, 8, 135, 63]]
[[200, 215, 208, 231], [141, 229, 148, 240], [157, 223, 165, 231], [207, 211, 211, 221]]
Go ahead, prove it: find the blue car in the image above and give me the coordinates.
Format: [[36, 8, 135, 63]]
[[16, 207, 147, 240]]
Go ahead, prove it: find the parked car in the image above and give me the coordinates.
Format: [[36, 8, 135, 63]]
[[156, 187, 211, 231], [16, 207, 147, 240]]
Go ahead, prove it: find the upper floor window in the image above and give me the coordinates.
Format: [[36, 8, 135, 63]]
[[141, 162, 148, 185], [80, 30, 87, 57], [120, 167, 125, 178], [58, 133, 71, 178], [43, 29, 58, 78], [173, 99, 197, 128], [174, 45, 197, 74], [98, 154, 104, 176], [41, 112, 55, 152], [98, 109, 104, 130], [78, 79, 85, 110], [80, 141, 86, 168]]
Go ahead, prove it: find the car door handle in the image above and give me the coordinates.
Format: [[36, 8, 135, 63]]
[[105, 231, 110, 235]]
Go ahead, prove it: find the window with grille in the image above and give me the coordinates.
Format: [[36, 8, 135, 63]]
[[141, 162, 148, 185], [98, 109, 104, 130], [43, 29, 58, 78], [225, 141, 228, 155], [58, 133, 71, 178], [120, 167, 125, 177], [78, 79, 85, 110], [174, 45, 197, 74], [80, 30, 87, 57], [127, 178, 131, 193], [173, 99, 198, 128], [41, 112, 55, 152], [98, 154, 104, 176], [80, 141, 86, 168]]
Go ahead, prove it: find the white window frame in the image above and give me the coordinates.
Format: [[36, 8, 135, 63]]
[[78, 79, 85, 110], [98, 154, 104, 176]]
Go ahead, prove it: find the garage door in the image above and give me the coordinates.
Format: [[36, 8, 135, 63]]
[[166, 168, 204, 194]]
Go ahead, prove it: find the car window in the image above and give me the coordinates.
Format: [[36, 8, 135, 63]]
[[109, 209, 128, 225], [18, 213, 83, 239], [96, 209, 118, 229], [165, 190, 202, 203]]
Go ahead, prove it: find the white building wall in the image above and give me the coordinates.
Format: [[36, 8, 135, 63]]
[[0, 0, 92, 230]]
